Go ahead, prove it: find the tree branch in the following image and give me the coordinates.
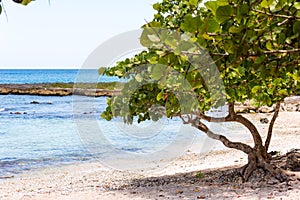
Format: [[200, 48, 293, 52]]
[[207, 33, 232, 37], [234, 114, 263, 149], [227, 102, 264, 149], [264, 49, 300, 54], [192, 120, 253, 154], [181, 50, 229, 57], [228, 102, 236, 119], [252, 9, 298, 19], [265, 101, 281, 151]]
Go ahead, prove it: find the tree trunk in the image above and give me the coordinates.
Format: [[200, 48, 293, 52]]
[[192, 102, 290, 182], [241, 147, 288, 181]]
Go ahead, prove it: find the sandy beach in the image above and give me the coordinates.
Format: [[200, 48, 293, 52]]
[[1, 112, 300, 200]]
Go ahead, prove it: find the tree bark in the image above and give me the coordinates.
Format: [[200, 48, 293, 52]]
[[193, 102, 289, 182], [265, 101, 281, 152]]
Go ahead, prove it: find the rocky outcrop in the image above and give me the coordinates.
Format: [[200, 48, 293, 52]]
[[234, 96, 300, 113], [0, 84, 119, 97]]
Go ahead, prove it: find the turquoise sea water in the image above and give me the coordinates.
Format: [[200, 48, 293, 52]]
[[0, 70, 196, 177], [0, 69, 119, 84]]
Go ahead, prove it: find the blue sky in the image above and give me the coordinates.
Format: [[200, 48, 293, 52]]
[[0, 0, 157, 69]]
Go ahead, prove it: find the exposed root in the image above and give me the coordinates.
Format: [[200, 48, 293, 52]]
[[241, 152, 257, 181], [259, 160, 289, 182], [240, 150, 300, 182]]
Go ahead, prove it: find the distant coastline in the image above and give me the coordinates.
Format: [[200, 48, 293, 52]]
[[0, 83, 120, 97]]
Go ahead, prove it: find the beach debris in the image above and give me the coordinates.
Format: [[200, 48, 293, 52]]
[[286, 149, 300, 171], [176, 190, 183, 194], [260, 118, 269, 124]]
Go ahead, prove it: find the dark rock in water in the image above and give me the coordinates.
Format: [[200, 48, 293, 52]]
[[23, 112, 28, 114], [30, 101, 40, 104]]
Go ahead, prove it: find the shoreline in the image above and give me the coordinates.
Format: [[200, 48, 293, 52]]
[[0, 112, 299, 199]]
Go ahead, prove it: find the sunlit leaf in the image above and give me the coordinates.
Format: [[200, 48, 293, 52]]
[[189, 0, 198, 7], [205, 1, 218, 14], [148, 34, 161, 43], [216, 0, 229, 6], [266, 41, 273, 50]]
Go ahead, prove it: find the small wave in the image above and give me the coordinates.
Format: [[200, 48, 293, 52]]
[[0, 108, 5, 112]]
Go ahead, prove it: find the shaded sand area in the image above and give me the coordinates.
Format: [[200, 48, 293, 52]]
[[1, 112, 300, 199]]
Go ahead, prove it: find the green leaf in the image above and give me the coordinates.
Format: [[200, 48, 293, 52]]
[[148, 56, 158, 64], [98, 67, 106, 75], [14, 0, 34, 5], [229, 26, 243, 33], [148, 34, 161, 43], [278, 33, 286, 44], [180, 14, 201, 33], [252, 86, 261, 93], [224, 40, 234, 53], [215, 5, 233, 24], [293, 21, 300, 35], [156, 91, 164, 101], [115, 70, 124, 77], [294, 2, 300, 9], [197, 37, 207, 48], [189, 0, 198, 7], [278, 89, 288, 96], [237, 4, 249, 17], [238, 66, 246, 76], [216, 0, 229, 6], [207, 19, 220, 32], [266, 41, 273, 50], [260, 0, 274, 8], [205, 1, 218, 14], [255, 55, 266, 64], [151, 65, 165, 80], [135, 74, 143, 82], [153, 3, 160, 11]]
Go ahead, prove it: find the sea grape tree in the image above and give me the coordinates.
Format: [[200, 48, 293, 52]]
[[101, 0, 299, 181]]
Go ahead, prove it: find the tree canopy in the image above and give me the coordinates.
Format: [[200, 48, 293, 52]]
[[101, 0, 300, 181], [101, 0, 299, 122]]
